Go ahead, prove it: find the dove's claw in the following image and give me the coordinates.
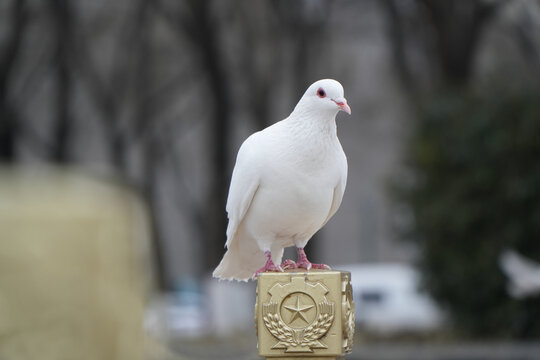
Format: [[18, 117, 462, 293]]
[[296, 259, 312, 270], [253, 264, 281, 279], [281, 259, 297, 270], [310, 263, 332, 270], [253, 251, 282, 279], [295, 247, 331, 271]]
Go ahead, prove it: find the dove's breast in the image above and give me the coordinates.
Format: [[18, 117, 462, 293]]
[[243, 178, 334, 243], [242, 138, 345, 244]]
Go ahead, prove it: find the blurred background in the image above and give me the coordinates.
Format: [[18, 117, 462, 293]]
[[1, 0, 540, 359]]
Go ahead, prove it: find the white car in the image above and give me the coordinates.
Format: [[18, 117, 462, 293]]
[[338, 263, 444, 333]]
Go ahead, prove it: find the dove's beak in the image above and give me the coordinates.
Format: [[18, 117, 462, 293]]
[[332, 97, 351, 115]]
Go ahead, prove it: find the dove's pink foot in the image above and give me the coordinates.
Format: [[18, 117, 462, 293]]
[[253, 251, 283, 279], [281, 259, 297, 270], [296, 247, 331, 270]]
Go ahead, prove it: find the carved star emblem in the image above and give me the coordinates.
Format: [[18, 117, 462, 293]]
[[284, 295, 314, 324]]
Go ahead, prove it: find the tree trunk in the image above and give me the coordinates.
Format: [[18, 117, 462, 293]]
[[0, 0, 28, 162], [50, 0, 73, 163], [180, 0, 232, 272], [134, 0, 168, 290]]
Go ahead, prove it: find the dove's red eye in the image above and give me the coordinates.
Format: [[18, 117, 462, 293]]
[[317, 88, 326, 98]]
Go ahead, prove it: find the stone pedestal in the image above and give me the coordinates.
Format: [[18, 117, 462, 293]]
[[255, 270, 355, 359]]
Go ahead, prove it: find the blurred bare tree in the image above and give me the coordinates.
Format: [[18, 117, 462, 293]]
[[49, 0, 74, 162], [4, 0, 537, 294], [0, 0, 337, 288], [381, 0, 507, 92], [0, 0, 28, 161], [2, 0, 540, 341]]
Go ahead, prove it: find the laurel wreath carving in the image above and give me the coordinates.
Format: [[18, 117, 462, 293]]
[[262, 302, 334, 349], [342, 282, 355, 354], [343, 304, 355, 353]]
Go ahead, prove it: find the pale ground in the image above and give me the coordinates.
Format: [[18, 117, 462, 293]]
[[156, 332, 540, 360]]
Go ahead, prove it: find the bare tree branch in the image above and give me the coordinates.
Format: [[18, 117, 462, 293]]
[[381, 0, 509, 91], [419, 0, 506, 86], [49, 0, 75, 162], [157, 0, 233, 271], [380, 0, 417, 92], [0, 0, 29, 161]]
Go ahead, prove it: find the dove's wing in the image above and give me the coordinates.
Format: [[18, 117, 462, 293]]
[[321, 152, 347, 227], [225, 135, 261, 247], [321, 183, 345, 228], [213, 135, 266, 280]]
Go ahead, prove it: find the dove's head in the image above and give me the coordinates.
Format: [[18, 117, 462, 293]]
[[295, 79, 351, 117]]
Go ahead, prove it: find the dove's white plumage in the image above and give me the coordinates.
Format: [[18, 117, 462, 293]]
[[213, 79, 350, 281]]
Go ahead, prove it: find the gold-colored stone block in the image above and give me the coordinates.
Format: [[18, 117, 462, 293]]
[[255, 269, 355, 359]]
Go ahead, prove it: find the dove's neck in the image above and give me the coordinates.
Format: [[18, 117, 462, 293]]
[[288, 103, 339, 139], [282, 105, 341, 170]]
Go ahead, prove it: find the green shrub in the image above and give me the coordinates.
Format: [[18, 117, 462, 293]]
[[399, 90, 540, 338]]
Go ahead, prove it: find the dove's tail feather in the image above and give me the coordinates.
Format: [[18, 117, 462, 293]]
[[213, 226, 265, 281]]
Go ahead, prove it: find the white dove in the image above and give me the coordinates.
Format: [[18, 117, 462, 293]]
[[499, 250, 540, 299], [213, 79, 351, 281]]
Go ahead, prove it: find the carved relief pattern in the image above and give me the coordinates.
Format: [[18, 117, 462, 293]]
[[261, 277, 335, 353]]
